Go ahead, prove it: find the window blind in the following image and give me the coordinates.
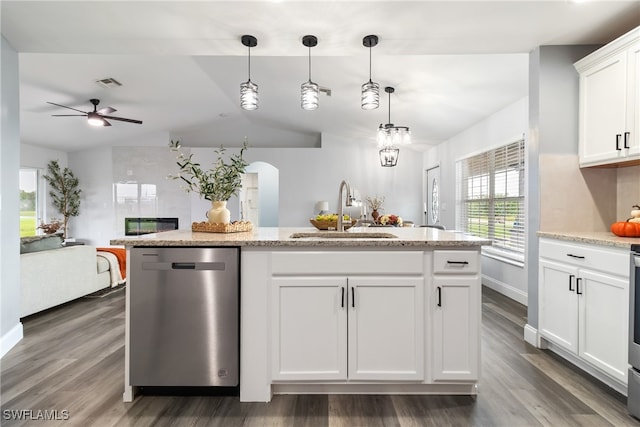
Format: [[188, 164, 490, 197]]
[[456, 139, 525, 254]]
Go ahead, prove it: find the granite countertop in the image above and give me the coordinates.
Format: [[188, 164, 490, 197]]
[[110, 227, 492, 248], [537, 231, 639, 249]]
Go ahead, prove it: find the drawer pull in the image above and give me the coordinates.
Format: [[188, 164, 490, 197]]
[[616, 134, 622, 151], [566, 253, 585, 260], [446, 260, 469, 265]]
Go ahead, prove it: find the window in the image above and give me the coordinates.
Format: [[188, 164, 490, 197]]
[[456, 139, 525, 255], [19, 168, 41, 237]]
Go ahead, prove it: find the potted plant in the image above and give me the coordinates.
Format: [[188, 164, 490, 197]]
[[169, 139, 249, 224], [43, 160, 81, 240]]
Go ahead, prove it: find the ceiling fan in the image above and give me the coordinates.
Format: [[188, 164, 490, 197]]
[[47, 98, 142, 127]]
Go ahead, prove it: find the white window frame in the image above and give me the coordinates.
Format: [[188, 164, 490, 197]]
[[456, 139, 525, 264]]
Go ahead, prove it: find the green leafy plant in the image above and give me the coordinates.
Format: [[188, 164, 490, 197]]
[[43, 160, 81, 239], [169, 139, 249, 201]]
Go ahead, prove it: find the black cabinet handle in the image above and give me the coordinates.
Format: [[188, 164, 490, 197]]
[[341, 287, 345, 308], [437, 286, 442, 307], [616, 134, 622, 150], [351, 287, 355, 308], [446, 260, 469, 265], [569, 274, 575, 292], [624, 132, 630, 149], [576, 277, 583, 295], [171, 262, 196, 269], [566, 253, 585, 259]]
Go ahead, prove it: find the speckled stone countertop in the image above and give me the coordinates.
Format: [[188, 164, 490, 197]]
[[537, 231, 639, 249], [110, 227, 492, 248]]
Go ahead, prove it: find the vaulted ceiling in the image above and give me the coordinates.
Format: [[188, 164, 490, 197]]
[[2, 1, 639, 152]]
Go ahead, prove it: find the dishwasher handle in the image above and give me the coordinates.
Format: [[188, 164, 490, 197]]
[[142, 262, 226, 271]]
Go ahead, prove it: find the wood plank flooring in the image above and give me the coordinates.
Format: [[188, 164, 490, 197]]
[[1, 286, 639, 426]]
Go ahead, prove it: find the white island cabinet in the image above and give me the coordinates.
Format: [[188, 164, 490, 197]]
[[111, 227, 490, 403]]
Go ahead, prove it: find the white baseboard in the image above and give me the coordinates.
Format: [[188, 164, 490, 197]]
[[1, 322, 23, 359], [524, 324, 539, 347], [482, 275, 528, 306]]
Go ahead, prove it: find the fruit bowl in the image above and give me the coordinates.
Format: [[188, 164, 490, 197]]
[[309, 219, 357, 230]]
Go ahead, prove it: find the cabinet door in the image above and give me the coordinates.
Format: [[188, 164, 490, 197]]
[[627, 41, 640, 159], [347, 277, 424, 381], [538, 259, 579, 353], [578, 269, 629, 384], [579, 50, 628, 166], [432, 276, 480, 381], [271, 277, 347, 381]]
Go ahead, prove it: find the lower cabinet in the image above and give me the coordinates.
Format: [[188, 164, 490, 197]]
[[271, 276, 424, 381], [539, 238, 629, 385], [432, 276, 480, 381]]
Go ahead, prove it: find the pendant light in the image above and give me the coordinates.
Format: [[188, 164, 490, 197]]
[[301, 35, 319, 110], [379, 146, 400, 167], [361, 35, 379, 110], [240, 35, 258, 111]]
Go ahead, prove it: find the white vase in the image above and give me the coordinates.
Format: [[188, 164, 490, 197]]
[[207, 200, 231, 224]]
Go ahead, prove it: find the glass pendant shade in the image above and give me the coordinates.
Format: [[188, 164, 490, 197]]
[[240, 79, 258, 111], [361, 80, 379, 110], [379, 147, 399, 167], [301, 80, 319, 110]]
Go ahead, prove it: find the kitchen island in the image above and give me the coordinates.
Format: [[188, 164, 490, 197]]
[[111, 227, 491, 402]]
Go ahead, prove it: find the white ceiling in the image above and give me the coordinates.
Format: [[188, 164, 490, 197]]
[[3, 1, 639, 152]]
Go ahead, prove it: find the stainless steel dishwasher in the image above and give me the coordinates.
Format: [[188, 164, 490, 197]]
[[130, 247, 239, 387]]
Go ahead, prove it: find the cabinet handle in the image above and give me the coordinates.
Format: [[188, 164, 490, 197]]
[[566, 253, 585, 260], [437, 286, 442, 307], [351, 287, 355, 308], [569, 274, 575, 292], [446, 260, 469, 265], [616, 134, 622, 151], [576, 277, 583, 295], [341, 287, 345, 308], [624, 132, 630, 149]]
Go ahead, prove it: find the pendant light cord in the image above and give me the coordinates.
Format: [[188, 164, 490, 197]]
[[308, 45, 312, 81], [369, 45, 373, 83], [248, 45, 252, 81], [388, 90, 391, 124]]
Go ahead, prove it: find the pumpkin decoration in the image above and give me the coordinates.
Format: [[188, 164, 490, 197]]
[[611, 221, 640, 237]]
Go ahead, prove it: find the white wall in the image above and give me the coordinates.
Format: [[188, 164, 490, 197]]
[[424, 97, 529, 304], [1, 36, 23, 358]]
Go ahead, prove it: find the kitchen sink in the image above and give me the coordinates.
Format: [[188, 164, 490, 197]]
[[289, 232, 397, 239]]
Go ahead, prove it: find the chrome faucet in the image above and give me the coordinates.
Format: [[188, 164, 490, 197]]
[[337, 180, 353, 232]]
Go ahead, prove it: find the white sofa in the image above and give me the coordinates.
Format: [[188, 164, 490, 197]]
[[20, 245, 107, 317]]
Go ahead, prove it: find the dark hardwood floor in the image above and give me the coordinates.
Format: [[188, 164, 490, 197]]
[[2, 286, 638, 426]]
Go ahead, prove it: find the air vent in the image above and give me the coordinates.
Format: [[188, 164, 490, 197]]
[[95, 78, 122, 88]]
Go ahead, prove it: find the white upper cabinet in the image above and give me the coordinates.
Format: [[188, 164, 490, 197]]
[[575, 26, 640, 167]]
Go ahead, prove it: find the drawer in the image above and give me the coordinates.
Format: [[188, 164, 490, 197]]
[[271, 251, 423, 275], [539, 238, 629, 277], [433, 250, 479, 274]]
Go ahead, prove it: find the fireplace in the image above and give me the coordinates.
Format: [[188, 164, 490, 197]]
[[124, 217, 179, 236]]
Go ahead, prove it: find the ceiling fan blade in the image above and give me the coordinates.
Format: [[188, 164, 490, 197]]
[[102, 119, 112, 127], [97, 106, 116, 115], [46, 101, 87, 114], [52, 114, 87, 117], [102, 115, 143, 124]]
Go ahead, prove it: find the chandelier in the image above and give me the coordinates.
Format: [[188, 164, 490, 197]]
[[378, 86, 410, 167]]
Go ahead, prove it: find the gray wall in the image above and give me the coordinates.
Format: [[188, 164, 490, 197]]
[[1, 36, 22, 357], [526, 44, 600, 329]]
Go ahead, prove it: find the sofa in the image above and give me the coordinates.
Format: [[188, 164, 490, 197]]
[[20, 235, 111, 317]]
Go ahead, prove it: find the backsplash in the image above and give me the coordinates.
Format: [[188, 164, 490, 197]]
[[539, 154, 624, 232]]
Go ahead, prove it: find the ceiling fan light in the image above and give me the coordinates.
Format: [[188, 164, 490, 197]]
[[361, 80, 379, 110], [87, 112, 105, 126], [379, 146, 399, 167], [240, 80, 258, 111], [301, 80, 319, 110]]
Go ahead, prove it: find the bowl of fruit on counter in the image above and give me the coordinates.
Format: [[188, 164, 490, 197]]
[[310, 214, 357, 230]]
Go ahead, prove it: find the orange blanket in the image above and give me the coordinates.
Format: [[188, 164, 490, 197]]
[[96, 247, 126, 279]]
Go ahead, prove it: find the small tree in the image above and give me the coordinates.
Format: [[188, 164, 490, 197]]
[[43, 160, 81, 240]]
